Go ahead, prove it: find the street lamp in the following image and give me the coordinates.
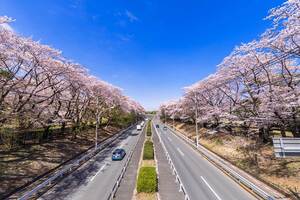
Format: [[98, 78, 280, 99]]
[[194, 94, 199, 148]]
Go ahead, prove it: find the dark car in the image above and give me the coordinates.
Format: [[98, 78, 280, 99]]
[[156, 124, 159, 128], [112, 148, 126, 161]]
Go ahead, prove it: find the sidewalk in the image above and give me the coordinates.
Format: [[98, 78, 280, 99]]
[[114, 128, 146, 200], [153, 127, 184, 200]]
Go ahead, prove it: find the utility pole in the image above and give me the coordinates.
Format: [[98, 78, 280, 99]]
[[194, 94, 199, 148], [95, 96, 99, 150]]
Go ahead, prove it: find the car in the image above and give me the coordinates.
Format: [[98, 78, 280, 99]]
[[163, 126, 167, 131], [136, 124, 142, 131], [112, 148, 126, 161], [156, 124, 159, 128]]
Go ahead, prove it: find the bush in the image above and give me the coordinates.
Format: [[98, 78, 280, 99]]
[[137, 167, 157, 193], [147, 122, 152, 136], [143, 140, 154, 160]]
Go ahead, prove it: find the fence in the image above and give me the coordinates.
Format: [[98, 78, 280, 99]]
[[273, 137, 300, 158]]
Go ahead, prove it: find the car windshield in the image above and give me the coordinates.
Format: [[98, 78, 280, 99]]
[[113, 149, 123, 154]]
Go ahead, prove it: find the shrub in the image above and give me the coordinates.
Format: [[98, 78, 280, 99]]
[[143, 140, 154, 160], [147, 122, 152, 136], [137, 167, 157, 193]]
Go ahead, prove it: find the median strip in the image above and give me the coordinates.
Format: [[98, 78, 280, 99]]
[[134, 120, 158, 200]]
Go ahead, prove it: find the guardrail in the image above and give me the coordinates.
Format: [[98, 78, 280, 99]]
[[18, 125, 134, 200], [152, 122, 190, 200], [164, 123, 278, 200], [107, 123, 146, 200], [273, 137, 300, 158]]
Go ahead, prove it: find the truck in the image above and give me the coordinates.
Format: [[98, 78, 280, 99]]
[[136, 124, 142, 131]]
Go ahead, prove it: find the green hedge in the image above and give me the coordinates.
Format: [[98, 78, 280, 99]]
[[143, 140, 154, 160], [137, 167, 157, 193], [146, 122, 152, 136]]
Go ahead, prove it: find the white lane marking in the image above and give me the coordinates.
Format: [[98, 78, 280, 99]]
[[90, 162, 109, 181], [167, 137, 172, 142], [200, 176, 222, 200], [177, 147, 184, 156]]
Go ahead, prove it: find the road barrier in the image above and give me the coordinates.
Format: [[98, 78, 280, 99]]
[[152, 121, 190, 200], [164, 123, 280, 200], [273, 137, 300, 158], [18, 125, 134, 200], [107, 122, 146, 200]]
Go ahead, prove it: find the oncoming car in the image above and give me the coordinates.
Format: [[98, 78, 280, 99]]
[[112, 148, 126, 161]]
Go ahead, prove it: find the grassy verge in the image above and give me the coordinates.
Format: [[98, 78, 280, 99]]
[[147, 121, 152, 137], [143, 140, 154, 160], [135, 122, 158, 200], [137, 167, 157, 193]]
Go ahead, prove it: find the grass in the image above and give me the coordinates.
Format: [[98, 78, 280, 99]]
[[143, 140, 154, 160], [146, 122, 152, 137], [137, 167, 157, 193]]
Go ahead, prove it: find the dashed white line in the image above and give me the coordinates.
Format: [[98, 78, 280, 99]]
[[90, 162, 109, 181], [167, 137, 172, 142], [201, 176, 222, 200], [177, 147, 184, 156]]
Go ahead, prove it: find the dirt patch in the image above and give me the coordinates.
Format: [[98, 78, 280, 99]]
[[171, 121, 300, 198], [0, 125, 121, 199], [136, 192, 156, 200], [142, 160, 155, 167]]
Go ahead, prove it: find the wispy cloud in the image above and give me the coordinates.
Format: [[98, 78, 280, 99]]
[[125, 10, 139, 22]]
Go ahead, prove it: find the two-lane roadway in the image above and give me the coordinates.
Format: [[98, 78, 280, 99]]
[[153, 118, 256, 200], [39, 125, 144, 200]]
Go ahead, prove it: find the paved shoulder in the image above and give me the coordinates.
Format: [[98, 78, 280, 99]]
[[153, 125, 184, 200]]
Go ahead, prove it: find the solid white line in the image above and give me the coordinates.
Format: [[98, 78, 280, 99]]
[[201, 176, 222, 200], [90, 162, 108, 181], [167, 137, 172, 142], [177, 147, 184, 156]]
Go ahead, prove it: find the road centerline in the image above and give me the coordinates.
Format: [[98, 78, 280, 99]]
[[177, 147, 184, 156], [201, 176, 222, 200]]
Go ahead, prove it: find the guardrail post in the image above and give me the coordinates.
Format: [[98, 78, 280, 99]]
[[280, 138, 285, 158]]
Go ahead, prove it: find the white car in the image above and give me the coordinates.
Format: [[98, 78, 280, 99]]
[[136, 125, 142, 131]]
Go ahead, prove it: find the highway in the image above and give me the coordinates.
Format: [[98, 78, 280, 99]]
[[39, 125, 144, 200], [153, 118, 257, 200]]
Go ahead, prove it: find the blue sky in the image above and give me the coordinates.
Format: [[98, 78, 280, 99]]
[[0, 0, 284, 110]]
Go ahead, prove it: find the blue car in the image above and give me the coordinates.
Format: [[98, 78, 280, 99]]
[[112, 148, 126, 161]]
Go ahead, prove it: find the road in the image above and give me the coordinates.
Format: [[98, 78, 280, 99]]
[[153, 118, 257, 200], [39, 125, 143, 200]]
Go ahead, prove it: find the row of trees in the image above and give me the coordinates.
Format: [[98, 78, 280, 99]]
[[160, 0, 300, 140], [0, 16, 144, 147]]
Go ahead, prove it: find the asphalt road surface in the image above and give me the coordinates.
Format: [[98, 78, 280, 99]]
[[153, 118, 257, 200], [39, 126, 143, 200]]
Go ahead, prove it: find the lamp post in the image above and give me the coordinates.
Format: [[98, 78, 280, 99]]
[[194, 94, 199, 148], [95, 96, 100, 150]]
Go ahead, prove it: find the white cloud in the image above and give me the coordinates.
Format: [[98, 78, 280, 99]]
[[125, 10, 139, 22]]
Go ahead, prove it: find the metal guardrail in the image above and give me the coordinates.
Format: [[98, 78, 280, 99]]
[[18, 125, 134, 200], [152, 122, 190, 200], [165, 124, 278, 200], [273, 137, 300, 158], [107, 122, 146, 200]]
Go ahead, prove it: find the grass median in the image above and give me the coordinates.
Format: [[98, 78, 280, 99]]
[[143, 140, 154, 160], [146, 121, 152, 137], [137, 167, 157, 193]]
